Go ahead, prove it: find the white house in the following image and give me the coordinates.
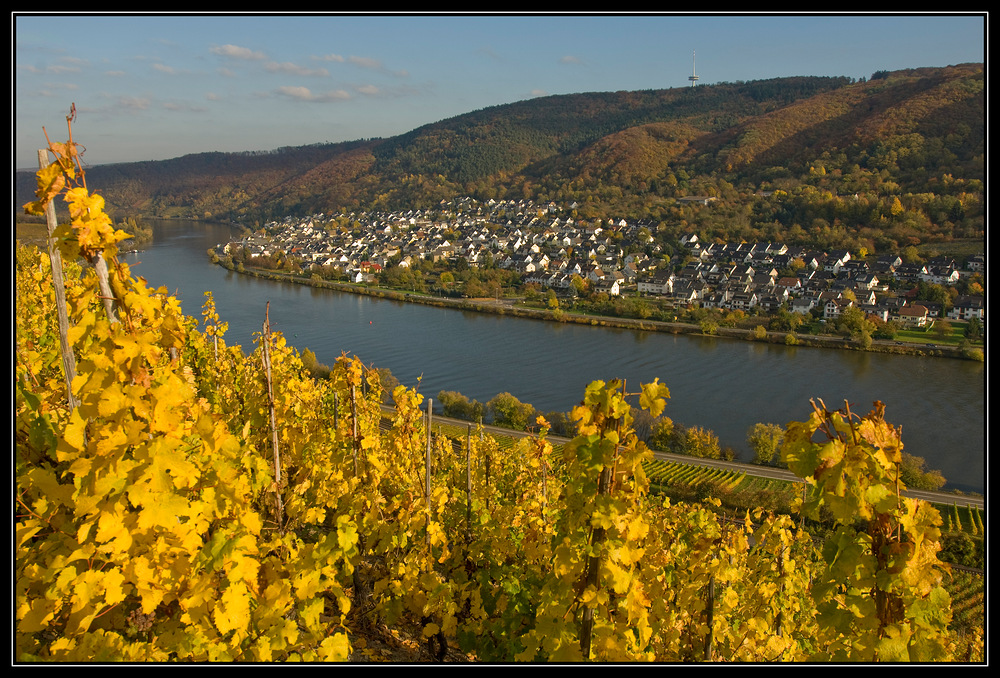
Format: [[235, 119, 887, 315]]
[[595, 279, 621, 296], [947, 296, 985, 321], [637, 271, 674, 296], [896, 304, 930, 328], [824, 297, 853, 320]]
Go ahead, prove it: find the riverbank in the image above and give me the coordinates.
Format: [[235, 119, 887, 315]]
[[211, 253, 979, 361], [102, 233, 991, 494]]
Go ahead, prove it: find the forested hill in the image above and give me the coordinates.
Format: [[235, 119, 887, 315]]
[[17, 63, 984, 246]]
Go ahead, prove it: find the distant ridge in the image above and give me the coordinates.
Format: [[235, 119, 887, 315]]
[[17, 64, 983, 243]]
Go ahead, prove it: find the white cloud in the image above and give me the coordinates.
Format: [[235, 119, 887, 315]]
[[117, 96, 152, 111], [264, 61, 329, 77], [343, 55, 407, 78], [44, 57, 89, 74], [276, 85, 312, 100], [47, 63, 83, 74], [163, 101, 208, 113], [348, 56, 383, 70], [275, 85, 351, 102], [210, 44, 267, 60], [312, 53, 407, 77]]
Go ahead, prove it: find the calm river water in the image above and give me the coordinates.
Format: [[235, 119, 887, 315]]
[[124, 220, 986, 494]]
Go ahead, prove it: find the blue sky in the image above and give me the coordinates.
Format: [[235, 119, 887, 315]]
[[14, 12, 986, 169]]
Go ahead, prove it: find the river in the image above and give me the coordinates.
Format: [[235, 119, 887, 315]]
[[122, 219, 986, 494]]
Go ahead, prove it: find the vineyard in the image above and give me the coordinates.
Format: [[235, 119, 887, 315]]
[[15, 133, 984, 663], [420, 423, 984, 658], [645, 459, 746, 494]]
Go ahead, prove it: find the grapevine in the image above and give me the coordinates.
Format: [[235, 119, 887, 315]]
[[16, 122, 963, 662], [781, 399, 955, 661]]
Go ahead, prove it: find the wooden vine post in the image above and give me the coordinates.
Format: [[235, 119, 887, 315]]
[[92, 250, 118, 324], [425, 397, 433, 546], [466, 423, 473, 544], [579, 396, 623, 660], [704, 574, 715, 661], [775, 548, 785, 640], [481, 419, 491, 511], [350, 383, 360, 478], [261, 301, 284, 527], [535, 418, 550, 522], [39, 108, 118, 327], [36, 148, 79, 410]]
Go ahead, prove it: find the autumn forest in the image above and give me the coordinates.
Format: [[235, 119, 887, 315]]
[[15, 64, 983, 259]]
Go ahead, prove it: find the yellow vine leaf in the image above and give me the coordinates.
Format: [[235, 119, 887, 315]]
[[23, 160, 71, 215], [102, 567, 128, 607], [317, 633, 351, 661], [95, 508, 133, 555], [214, 581, 251, 637], [639, 379, 670, 418], [135, 491, 190, 530], [300, 597, 324, 630]]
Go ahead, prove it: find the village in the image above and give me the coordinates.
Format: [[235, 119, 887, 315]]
[[220, 196, 986, 332]]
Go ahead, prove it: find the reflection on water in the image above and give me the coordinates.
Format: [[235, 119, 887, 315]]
[[124, 220, 985, 493]]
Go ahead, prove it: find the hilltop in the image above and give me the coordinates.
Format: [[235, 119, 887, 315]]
[[17, 64, 983, 253]]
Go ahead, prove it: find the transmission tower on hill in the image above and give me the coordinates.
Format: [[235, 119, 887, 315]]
[[688, 50, 699, 87]]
